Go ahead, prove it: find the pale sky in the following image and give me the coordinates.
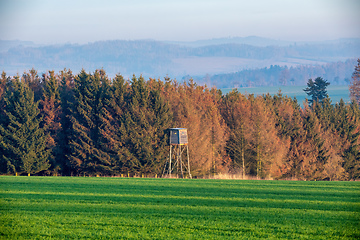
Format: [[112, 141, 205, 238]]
[[0, 0, 359, 44]]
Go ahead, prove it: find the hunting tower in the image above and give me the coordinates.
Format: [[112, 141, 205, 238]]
[[162, 128, 192, 178]]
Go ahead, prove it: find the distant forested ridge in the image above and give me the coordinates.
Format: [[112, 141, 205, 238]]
[[208, 59, 357, 88], [0, 68, 359, 180], [1, 38, 359, 85]]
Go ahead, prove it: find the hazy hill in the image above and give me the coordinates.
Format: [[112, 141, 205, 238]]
[[205, 58, 357, 88], [166, 36, 293, 47], [0, 40, 38, 53], [167, 36, 360, 47], [0, 37, 359, 86]]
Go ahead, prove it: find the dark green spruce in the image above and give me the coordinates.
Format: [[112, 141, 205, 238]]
[[304, 77, 330, 106], [0, 77, 50, 175], [66, 70, 115, 176], [120, 76, 172, 175]]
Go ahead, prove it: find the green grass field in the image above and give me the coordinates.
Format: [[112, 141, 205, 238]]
[[1, 177, 359, 239], [221, 85, 351, 104]]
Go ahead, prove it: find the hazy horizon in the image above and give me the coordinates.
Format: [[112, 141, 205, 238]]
[[3, 35, 360, 46], [1, 0, 359, 45]]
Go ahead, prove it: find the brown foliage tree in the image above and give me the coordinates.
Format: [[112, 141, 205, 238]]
[[40, 71, 62, 148], [162, 79, 228, 177]]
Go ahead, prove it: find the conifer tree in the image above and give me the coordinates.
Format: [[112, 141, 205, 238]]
[[89, 69, 115, 175], [248, 95, 289, 179], [147, 79, 174, 173], [341, 101, 360, 180], [312, 98, 349, 180], [22, 68, 43, 102], [304, 77, 330, 106], [66, 70, 114, 175], [0, 77, 50, 175], [107, 74, 129, 174], [282, 99, 309, 179], [120, 76, 172, 175], [0, 71, 8, 100], [301, 107, 329, 180], [164, 79, 228, 177], [221, 90, 250, 177], [0, 72, 9, 124], [66, 70, 89, 174], [40, 71, 62, 173], [262, 93, 301, 179], [58, 69, 75, 174]]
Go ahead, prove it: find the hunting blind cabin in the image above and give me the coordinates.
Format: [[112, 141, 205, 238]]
[[162, 128, 192, 178]]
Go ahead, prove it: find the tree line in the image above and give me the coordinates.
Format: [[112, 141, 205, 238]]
[[208, 58, 356, 88], [0, 63, 359, 180]]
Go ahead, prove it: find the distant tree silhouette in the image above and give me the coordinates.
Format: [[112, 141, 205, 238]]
[[304, 77, 330, 106]]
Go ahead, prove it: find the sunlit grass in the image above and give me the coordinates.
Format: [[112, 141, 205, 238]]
[[1, 177, 359, 239]]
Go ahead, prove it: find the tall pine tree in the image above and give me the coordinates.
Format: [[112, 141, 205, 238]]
[[0, 77, 50, 175], [341, 101, 360, 180], [58, 69, 75, 175], [221, 90, 250, 177], [120, 76, 172, 175], [66, 70, 114, 175], [40, 71, 62, 173], [163, 79, 228, 177], [108, 74, 128, 174]]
